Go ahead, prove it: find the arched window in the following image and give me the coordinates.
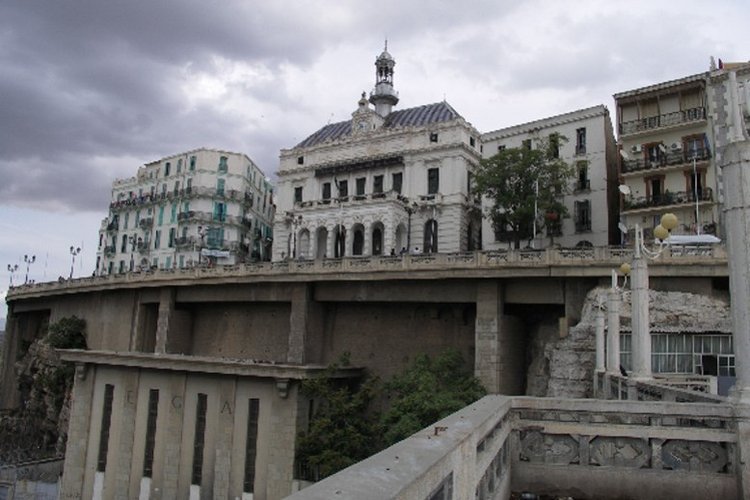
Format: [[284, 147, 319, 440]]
[[372, 224, 384, 255], [334, 225, 346, 258], [352, 224, 365, 256], [424, 219, 438, 253]]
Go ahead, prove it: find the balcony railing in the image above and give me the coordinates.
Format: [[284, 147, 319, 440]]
[[574, 179, 590, 192], [103, 245, 116, 257], [622, 147, 710, 174], [138, 218, 153, 229], [619, 107, 706, 135], [108, 187, 253, 210], [622, 188, 713, 211], [106, 221, 119, 232]]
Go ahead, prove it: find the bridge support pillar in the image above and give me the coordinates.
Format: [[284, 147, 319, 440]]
[[60, 363, 95, 498], [475, 281, 524, 394]]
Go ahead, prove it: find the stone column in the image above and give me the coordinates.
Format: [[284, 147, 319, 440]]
[[722, 142, 750, 403], [327, 226, 335, 259], [155, 288, 176, 354], [287, 284, 312, 364], [475, 281, 503, 393], [363, 223, 372, 256], [60, 363, 96, 498], [630, 251, 651, 379], [606, 276, 621, 375]]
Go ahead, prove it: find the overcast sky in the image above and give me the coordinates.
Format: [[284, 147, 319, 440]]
[[1, 0, 748, 316]]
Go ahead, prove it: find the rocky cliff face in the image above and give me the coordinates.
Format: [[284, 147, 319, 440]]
[[527, 288, 731, 398], [0, 317, 85, 464]]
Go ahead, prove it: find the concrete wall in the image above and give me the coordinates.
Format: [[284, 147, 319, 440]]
[[61, 364, 303, 500]]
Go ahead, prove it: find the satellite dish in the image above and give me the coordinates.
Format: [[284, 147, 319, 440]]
[[618, 222, 628, 234], [618, 185, 631, 195]]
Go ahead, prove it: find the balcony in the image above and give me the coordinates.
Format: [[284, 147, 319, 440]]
[[137, 241, 150, 254], [174, 236, 196, 249], [622, 147, 710, 174], [106, 221, 119, 232], [574, 179, 590, 192], [103, 245, 116, 257], [622, 188, 713, 212], [619, 107, 705, 135], [139, 218, 153, 229]]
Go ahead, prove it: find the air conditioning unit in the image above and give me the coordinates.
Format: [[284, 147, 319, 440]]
[[671, 142, 682, 151], [631, 144, 642, 154]]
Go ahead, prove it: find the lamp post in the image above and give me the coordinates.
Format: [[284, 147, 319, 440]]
[[197, 226, 206, 266], [23, 254, 36, 284], [7, 263, 19, 287], [69, 246, 81, 279], [629, 213, 678, 380], [607, 263, 630, 376]]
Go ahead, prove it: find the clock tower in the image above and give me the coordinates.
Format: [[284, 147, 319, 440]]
[[369, 42, 399, 117]]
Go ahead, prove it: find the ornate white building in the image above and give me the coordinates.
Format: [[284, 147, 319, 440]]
[[481, 106, 619, 249], [272, 47, 483, 261], [97, 148, 275, 274]]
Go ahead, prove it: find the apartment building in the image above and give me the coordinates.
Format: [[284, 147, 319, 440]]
[[614, 74, 718, 240], [97, 148, 275, 274], [272, 47, 483, 260], [481, 106, 619, 249]]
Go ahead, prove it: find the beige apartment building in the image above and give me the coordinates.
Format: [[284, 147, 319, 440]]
[[614, 74, 719, 240]]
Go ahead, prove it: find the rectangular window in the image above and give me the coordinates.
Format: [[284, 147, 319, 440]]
[[121, 234, 127, 253], [164, 162, 171, 177], [97, 384, 115, 472], [213, 202, 226, 222], [124, 212, 129, 230], [646, 143, 665, 167], [575, 200, 592, 232], [392, 172, 403, 194], [498, 145, 506, 152], [158, 206, 164, 226], [207, 227, 224, 248], [522, 139, 532, 150], [243, 399, 260, 494], [179, 255, 185, 268], [469, 136, 476, 148], [297, 156, 304, 165], [177, 159, 182, 173], [118, 260, 125, 274], [191, 394, 208, 486], [294, 186, 303, 203], [165, 256, 172, 269], [135, 210, 141, 226], [186, 178, 192, 191], [174, 181, 180, 195], [373, 175, 383, 194], [576, 161, 589, 191], [427, 168, 439, 195], [576, 128, 587, 155], [154, 230, 161, 249], [429, 132, 438, 143], [143, 389, 159, 478], [168, 228, 176, 248], [218, 156, 228, 173], [322, 182, 331, 200], [216, 178, 225, 196], [549, 133, 560, 159], [338, 180, 348, 198], [190, 156, 196, 171], [170, 203, 177, 223], [356, 177, 366, 196]]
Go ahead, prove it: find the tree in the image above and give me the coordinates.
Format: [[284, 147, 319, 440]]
[[473, 136, 575, 248], [379, 349, 485, 446], [295, 354, 381, 480]]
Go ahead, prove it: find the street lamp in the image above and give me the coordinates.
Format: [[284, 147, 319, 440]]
[[7, 263, 19, 287], [23, 254, 36, 284], [69, 246, 81, 279], [629, 212, 678, 379]]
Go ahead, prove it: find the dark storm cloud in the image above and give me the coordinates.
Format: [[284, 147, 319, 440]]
[[0, 0, 341, 210]]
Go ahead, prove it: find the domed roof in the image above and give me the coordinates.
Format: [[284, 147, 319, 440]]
[[376, 49, 394, 62]]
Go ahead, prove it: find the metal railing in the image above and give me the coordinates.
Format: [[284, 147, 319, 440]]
[[619, 107, 706, 135], [622, 187, 713, 211], [622, 147, 710, 173]]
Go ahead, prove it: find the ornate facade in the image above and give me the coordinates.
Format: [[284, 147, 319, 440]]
[[272, 47, 483, 261]]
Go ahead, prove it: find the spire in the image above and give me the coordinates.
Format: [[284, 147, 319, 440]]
[[369, 42, 399, 117]]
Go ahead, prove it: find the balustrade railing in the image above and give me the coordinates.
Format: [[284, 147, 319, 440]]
[[287, 395, 740, 500], [622, 187, 713, 211], [9, 246, 727, 296], [619, 107, 706, 135]]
